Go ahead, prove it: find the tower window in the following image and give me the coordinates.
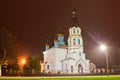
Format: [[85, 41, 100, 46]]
[[73, 28, 76, 33], [70, 40, 71, 45], [78, 39, 80, 44], [77, 29, 79, 33], [73, 39, 76, 45]]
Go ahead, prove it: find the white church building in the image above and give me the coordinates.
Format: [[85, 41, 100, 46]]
[[42, 9, 96, 74]]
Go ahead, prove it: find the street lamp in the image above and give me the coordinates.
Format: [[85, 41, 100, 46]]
[[21, 59, 26, 65], [100, 44, 109, 76]]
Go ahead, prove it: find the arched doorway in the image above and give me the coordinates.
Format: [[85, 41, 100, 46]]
[[78, 64, 83, 73]]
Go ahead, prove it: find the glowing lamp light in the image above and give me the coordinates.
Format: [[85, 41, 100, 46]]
[[21, 59, 26, 65], [100, 44, 107, 51], [99, 43, 109, 76]]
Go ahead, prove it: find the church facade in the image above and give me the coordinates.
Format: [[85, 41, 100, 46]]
[[42, 9, 96, 74]]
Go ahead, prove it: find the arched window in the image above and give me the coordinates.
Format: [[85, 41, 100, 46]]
[[79, 52, 81, 56], [47, 65, 49, 70], [73, 28, 76, 33], [71, 66, 73, 73], [70, 40, 71, 45], [66, 64, 67, 69], [78, 39, 80, 44], [77, 29, 79, 33], [73, 39, 76, 45]]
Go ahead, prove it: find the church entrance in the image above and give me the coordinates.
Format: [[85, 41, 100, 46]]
[[78, 64, 83, 73]]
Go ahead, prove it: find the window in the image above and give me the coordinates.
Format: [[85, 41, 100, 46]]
[[73, 28, 76, 33], [70, 40, 71, 45], [78, 39, 80, 44], [79, 52, 81, 56], [47, 65, 49, 70], [77, 29, 79, 33], [73, 39, 76, 45], [78, 64, 82, 73], [71, 66, 73, 73], [66, 64, 67, 69]]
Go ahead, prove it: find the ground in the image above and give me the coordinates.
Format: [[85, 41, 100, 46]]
[[0, 76, 120, 80]]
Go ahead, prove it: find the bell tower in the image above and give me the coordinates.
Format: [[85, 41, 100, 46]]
[[68, 8, 84, 60]]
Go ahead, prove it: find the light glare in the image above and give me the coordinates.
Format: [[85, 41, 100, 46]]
[[21, 59, 26, 65], [100, 44, 107, 51]]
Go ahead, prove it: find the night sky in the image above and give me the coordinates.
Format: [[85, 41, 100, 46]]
[[0, 0, 120, 66]]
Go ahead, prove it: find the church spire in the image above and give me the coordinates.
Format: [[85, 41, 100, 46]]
[[72, 8, 79, 27]]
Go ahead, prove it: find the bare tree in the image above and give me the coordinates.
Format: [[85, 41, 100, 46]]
[[0, 27, 17, 76], [0, 27, 17, 60]]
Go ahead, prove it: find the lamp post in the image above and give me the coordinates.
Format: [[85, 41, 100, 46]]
[[20, 58, 26, 74], [100, 44, 109, 76]]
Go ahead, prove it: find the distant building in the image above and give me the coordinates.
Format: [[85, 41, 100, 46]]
[[42, 9, 96, 74]]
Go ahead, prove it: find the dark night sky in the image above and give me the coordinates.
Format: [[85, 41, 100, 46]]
[[0, 0, 120, 66]]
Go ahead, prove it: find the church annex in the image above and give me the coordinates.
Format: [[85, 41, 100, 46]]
[[42, 9, 96, 74]]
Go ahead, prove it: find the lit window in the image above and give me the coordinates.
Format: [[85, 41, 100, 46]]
[[73, 39, 76, 45]]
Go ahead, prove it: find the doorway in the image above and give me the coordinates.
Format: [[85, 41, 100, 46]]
[[78, 64, 83, 73]]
